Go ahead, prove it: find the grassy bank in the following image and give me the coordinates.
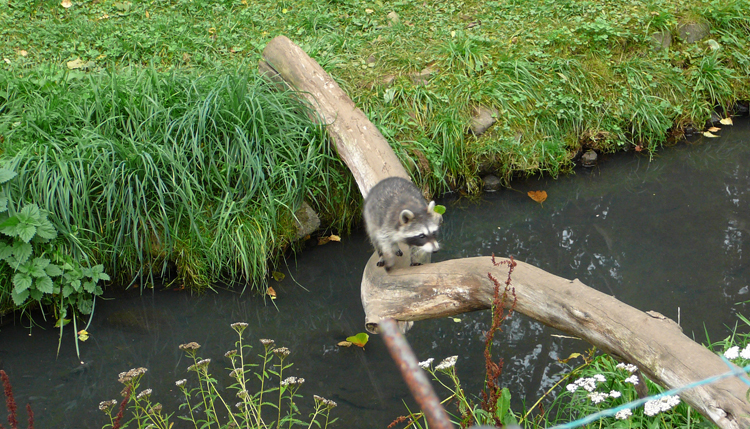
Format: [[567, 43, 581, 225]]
[[1, 0, 749, 302], [0, 68, 357, 316]]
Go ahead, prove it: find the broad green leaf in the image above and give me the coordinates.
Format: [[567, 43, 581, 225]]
[[35, 275, 54, 294], [70, 279, 81, 292], [0, 196, 7, 213], [83, 280, 95, 293], [496, 388, 513, 423], [19, 204, 42, 222], [434, 204, 446, 215], [0, 168, 17, 184], [16, 222, 36, 243], [99, 272, 110, 282], [55, 318, 70, 328], [12, 242, 33, 264], [94, 285, 103, 296], [0, 242, 12, 260], [29, 288, 43, 301], [0, 216, 21, 237], [346, 332, 369, 348], [62, 284, 74, 298], [11, 288, 29, 306], [29, 257, 50, 277], [34, 220, 57, 241], [45, 264, 63, 277], [78, 298, 93, 314], [13, 272, 33, 292]]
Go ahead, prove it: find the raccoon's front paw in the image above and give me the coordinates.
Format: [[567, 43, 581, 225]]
[[376, 259, 386, 267], [410, 262, 422, 266], [395, 249, 403, 257]]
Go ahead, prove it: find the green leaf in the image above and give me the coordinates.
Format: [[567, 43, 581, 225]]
[[62, 284, 74, 298], [434, 204, 446, 215], [0, 195, 8, 213], [0, 168, 17, 184], [0, 242, 12, 260], [16, 221, 36, 243], [29, 257, 50, 277], [70, 279, 81, 292], [13, 272, 33, 293], [45, 264, 63, 277], [35, 275, 54, 294], [78, 298, 93, 315], [34, 219, 57, 241], [29, 288, 43, 301], [496, 388, 517, 426], [0, 216, 21, 237], [83, 280, 95, 293], [12, 242, 33, 264], [19, 204, 42, 223], [11, 288, 29, 306], [346, 332, 369, 348]]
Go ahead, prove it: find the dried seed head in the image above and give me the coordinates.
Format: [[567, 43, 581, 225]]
[[136, 389, 153, 400], [98, 399, 118, 412], [231, 322, 249, 334], [178, 342, 201, 353], [272, 347, 291, 359], [224, 349, 238, 358], [260, 338, 275, 347], [117, 367, 148, 384]]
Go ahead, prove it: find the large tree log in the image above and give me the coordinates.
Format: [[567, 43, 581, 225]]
[[362, 254, 750, 428], [260, 35, 408, 197], [259, 36, 750, 428]]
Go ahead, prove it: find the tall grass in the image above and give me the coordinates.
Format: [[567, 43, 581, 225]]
[[0, 67, 355, 292]]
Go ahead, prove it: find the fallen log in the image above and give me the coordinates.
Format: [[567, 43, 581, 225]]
[[259, 35, 750, 428]]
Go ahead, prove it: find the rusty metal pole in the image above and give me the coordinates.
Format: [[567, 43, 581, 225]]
[[379, 318, 455, 429]]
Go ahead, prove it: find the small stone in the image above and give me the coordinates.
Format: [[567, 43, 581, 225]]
[[677, 22, 710, 44], [411, 64, 438, 85], [469, 105, 498, 136], [366, 54, 376, 65], [294, 201, 320, 239], [482, 174, 502, 192], [581, 150, 597, 167], [387, 11, 399, 25], [650, 31, 671, 52]]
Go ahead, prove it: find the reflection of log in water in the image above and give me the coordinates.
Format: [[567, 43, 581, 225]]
[[259, 35, 750, 429]]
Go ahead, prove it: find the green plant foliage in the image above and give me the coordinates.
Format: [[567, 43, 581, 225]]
[[0, 166, 109, 356], [0, 67, 356, 293], [100, 326, 338, 429]]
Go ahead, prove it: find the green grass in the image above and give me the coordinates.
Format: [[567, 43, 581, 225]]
[[0, 67, 357, 293]]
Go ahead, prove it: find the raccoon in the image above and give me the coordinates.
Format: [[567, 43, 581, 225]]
[[363, 176, 441, 271]]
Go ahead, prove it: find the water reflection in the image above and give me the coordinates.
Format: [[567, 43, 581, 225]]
[[0, 117, 748, 428]]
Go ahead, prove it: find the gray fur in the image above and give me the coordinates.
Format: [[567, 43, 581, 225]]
[[363, 177, 441, 270]]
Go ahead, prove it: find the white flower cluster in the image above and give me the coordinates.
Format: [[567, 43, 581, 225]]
[[723, 345, 750, 360], [615, 409, 632, 420], [623, 375, 639, 385], [565, 374, 606, 393], [418, 358, 434, 369], [644, 395, 681, 416], [615, 362, 638, 373], [435, 355, 458, 371]]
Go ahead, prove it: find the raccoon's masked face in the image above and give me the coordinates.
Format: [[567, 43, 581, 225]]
[[398, 204, 440, 253]]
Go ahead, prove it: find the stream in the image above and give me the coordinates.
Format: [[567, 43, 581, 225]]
[[0, 116, 748, 428]]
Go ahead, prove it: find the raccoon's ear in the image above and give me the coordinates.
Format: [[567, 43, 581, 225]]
[[427, 201, 436, 212], [399, 209, 414, 225]]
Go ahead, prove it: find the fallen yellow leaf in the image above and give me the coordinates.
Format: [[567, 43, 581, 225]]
[[66, 58, 84, 69], [703, 131, 719, 138], [329, 235, 341, 242], [720, 117, 733, 125], [266, 286, 277, 299], [337, 341, 352, 347], [61, 0, 72, 8], [708, 126, 720, 132], [527, 190, 548, 203]]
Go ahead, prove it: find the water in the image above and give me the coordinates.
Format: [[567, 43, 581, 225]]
[[1, 116, 748, 428]]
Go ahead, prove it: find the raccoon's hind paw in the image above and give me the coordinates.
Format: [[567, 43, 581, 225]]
[[376, 259, 386, 267], [410, 262, 422, 267], [395, 249, 403, 257]]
